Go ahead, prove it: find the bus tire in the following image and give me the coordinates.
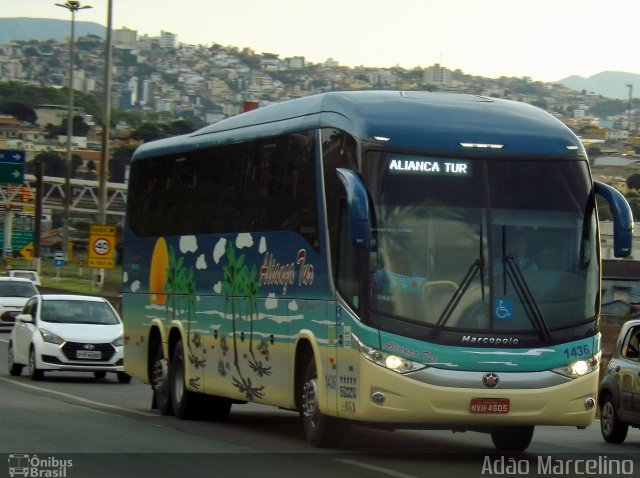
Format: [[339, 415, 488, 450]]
[[170, 339, 200, 420], [151, 344, 173, 415], [600, 395, 628, 443], [299, 358, 347, 448], [490, 426, 534, 451]]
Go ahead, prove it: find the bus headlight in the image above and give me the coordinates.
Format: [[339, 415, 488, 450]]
[[552, 353, 600, 379], [353, 335, 426, 374]]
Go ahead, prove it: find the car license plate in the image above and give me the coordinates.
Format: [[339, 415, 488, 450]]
[[470, 398, 510, 414], [76, 350, 102, 360]]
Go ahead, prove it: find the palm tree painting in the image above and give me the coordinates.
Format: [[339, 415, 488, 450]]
[[164, 244, 206, 371], [221, 241, 267, 400]]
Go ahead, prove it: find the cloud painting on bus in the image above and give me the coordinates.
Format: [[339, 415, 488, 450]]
[[122, 231, 325, 401]]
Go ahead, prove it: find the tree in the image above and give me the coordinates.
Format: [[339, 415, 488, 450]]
[[0, 100, 36, 123], [164, 119, 196, 136], [110, 144, 138, 182], [45, 116, 92, 138], [131, 122, 164, 142], [31, 152, 64, 177], [627, 174, 640, 191], [71, 154, 84, 178]]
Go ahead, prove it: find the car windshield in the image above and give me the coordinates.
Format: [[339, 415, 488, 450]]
[[12, 272, 36, 281], [0, 282, 37, 297], [364, 152, 598, 334], [41, 300, 120, 325]]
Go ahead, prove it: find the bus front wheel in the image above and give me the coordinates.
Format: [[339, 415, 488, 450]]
[[490, 426, 534, 451], [299, 359, 347, 447]]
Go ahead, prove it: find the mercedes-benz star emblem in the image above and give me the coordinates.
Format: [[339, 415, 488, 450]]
[[482, 372, 500, 388]]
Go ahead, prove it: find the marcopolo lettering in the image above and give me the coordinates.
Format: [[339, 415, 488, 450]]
[[462, 335, 519, 345]]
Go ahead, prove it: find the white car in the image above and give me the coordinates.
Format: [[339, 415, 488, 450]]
[[0, 277, 38, 330], [8, 294, 131, 383], [5, 269, 41, 286]]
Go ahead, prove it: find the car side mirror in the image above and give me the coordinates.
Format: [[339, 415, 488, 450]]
[[16, 313, 33, 323]]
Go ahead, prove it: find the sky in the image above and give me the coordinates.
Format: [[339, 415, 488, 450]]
[[3, 0, 639, 83]]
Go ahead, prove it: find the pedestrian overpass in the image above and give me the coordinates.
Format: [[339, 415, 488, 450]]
[[0, 174, 127, 219]]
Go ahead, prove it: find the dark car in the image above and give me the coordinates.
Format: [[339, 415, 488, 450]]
[[598, 319, 640, 443]]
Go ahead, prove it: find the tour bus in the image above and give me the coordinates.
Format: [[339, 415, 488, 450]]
[[122, 91, 633, 451]]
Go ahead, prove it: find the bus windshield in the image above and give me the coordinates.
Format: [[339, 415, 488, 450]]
[[364, 152, 598, 334]]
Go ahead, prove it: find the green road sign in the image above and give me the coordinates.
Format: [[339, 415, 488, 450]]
[[0, 162, 24, 184], [0, 229, 34, 251], [0, 149, 25, 185]]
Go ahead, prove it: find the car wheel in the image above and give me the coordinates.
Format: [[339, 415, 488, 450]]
[[491, 426, 534, 451], [29, 347, 44, 381], [150, 344, 172, 415], [600, 395, 628, 443], [94, 371, 107, 380], [117, 371, 132, 384], [8, 342, 23, 376], [299, 358, 347, 447]]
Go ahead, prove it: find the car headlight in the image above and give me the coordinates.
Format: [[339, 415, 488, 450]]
[[111, 334, 124, 347], [353, 334, 426, 374], [552, 353, 600, 379], [39, 328, 65, 345]]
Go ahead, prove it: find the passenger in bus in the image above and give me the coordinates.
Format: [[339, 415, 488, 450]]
[[371, 239, 425, 297]]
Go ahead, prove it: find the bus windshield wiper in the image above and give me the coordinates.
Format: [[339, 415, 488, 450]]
[[504, 255, 552, 342], [436, 225, 486, 330], [435, 259, 482, 329]]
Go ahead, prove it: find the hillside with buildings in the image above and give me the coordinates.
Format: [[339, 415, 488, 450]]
[[0, 24, 639, 195], [1, 22, 640, 327]]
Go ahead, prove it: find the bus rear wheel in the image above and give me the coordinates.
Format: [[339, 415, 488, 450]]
[[490, 426, 534, 451], [299, 359, 347, 447], [151, 344, 173, 415]]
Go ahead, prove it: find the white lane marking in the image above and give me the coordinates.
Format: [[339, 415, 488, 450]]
[[0, 376, 157, 417], [335, 458, 420, 478]]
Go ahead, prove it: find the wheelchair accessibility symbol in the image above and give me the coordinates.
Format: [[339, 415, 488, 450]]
[[494, 299, 514, 320]]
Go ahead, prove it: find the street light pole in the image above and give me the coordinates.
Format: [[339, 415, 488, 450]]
[[98, 0, 113, 226], [55, 1, 92, 261]]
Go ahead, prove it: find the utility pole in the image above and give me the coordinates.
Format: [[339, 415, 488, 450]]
[[627, 83, 633, 134], [98, 0, 113, 226], [55, 1, 92, 261]]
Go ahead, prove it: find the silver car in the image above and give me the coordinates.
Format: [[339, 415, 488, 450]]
[[599, 318, 640, 443]]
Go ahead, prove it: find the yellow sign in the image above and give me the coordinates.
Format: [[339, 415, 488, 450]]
[[88, 224, 116, 269], [20, 242, 34, 261]]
